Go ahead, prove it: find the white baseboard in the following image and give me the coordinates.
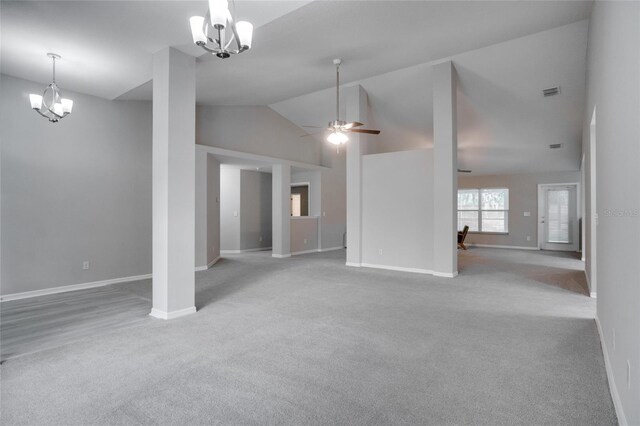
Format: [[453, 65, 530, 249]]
[[595, 317, 628, 425], [360, 263, 433, 275], [292, 247, 345, 256], [195, 256, 222, 272], [345, 262, 361, 267], [319, 246, 344, 252], [221, 247, 272, 255], [291, 249, 319, 256], [432, 271, 458, 278], [468, 243, 538, 251], [272, 253, 291, 259], [149, 306, 196, 320], [0, 273, 153, 302]]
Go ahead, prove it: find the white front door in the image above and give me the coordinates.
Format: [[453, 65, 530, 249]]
[[539, 184, 579, 251]]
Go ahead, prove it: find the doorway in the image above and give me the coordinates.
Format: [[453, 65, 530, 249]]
[[538, 183, 579, 252]]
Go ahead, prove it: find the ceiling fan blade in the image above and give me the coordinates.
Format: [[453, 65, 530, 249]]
[[348, 129, 380, 135], [457, 169, 472, 173], [302, 125, 324, 128], [343, 121, 364, 130]]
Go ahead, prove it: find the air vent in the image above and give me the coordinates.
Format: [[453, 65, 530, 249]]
[[549, 143, 562, 149], [543, 87, 560, 97]]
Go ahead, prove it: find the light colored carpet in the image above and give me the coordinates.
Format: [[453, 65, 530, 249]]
[[0, 248, 617, 425]]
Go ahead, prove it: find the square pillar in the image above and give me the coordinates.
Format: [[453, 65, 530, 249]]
[[432, 60, 458, 277], [151, 47, 196, 319], [272, 163, 291, 258], [345, 85, 367, 266]]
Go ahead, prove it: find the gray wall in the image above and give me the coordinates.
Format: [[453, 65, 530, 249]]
[[361, 149, 433, 271], [583, 2, 640, 424], [197, 106, 321, 165], [320, 144, 347, 250], [458, 171, 580, 249], [220, 168, 241, 251], [196, 152, 220, 267], [0, 74, 152, 296], [220, 168, 272, 252], [207, 155, 220, 264], [240, 170, 272, 251], [290, 218, 319, 254]]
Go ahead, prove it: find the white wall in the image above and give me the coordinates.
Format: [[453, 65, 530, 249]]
[[0, 74, 152, 296], [583, 2, 640, 424], [197, 105, 321, 165], [220, 168, 241, 251], [458, 171, 581, 249], [361, 149, 434, 272], [240, 170, 272, 251]]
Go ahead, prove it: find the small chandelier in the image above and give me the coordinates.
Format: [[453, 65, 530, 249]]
[[189, 0, 253, 59], [29, 53, 73, 123]]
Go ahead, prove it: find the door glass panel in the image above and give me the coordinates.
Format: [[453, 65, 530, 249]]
[[547, 189, 570, 243]]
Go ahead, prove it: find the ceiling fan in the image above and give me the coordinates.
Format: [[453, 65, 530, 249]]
[[301, 59, 380, 146]]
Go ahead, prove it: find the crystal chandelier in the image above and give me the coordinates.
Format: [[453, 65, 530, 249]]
[[29, 53, 73, 123], [189, 0, 253, 59]]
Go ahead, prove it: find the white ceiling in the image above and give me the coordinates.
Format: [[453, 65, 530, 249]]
[[271, 21, 588, 175], [1, 1, 591, 175], [0, 1, 310, 100]]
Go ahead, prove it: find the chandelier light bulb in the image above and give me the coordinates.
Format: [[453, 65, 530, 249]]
[[29, 94, 43, 110], [61, 98, 74, 114], [209, 0, 228, 28], [236, 21, 253, 49], [189, 16, 206, 44]]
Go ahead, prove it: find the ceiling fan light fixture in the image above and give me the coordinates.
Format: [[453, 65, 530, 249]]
[[327, 131, 348, 145]]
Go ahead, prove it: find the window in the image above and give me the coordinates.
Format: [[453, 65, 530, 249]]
[[457, 188, 509, 233]]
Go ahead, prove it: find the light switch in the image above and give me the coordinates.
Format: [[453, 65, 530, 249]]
[[233, 211, 238, 217], [524, 212, 531, 217]]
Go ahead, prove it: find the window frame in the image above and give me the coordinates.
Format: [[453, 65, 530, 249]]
[[457, 188, 509, 234]]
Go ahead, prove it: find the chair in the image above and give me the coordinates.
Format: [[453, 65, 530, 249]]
[[458, 225, 469, 250]]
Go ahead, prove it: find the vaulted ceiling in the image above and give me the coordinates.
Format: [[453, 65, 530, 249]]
[[1, 1, 592, 174]]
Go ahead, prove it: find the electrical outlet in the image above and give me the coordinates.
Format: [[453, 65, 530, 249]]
[[233, 211, 238, 217], [82, 261, 90, 270], [304, 238, 308, 244], [524, 211, 531, 217], [323, 211, 326, 217], [627, 361, 631, 389], [259, 236, 263, 242], [378, 249, 383, 255], [526, 236, 531, 241]]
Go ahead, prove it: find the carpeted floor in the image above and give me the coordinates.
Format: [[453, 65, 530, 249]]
[[0, 248, 617, 425]]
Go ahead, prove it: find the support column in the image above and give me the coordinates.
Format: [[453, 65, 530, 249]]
[[432, 60, 458, 277], [272, 163, 291, 258], [151, 47, 196, 319], [345, 85, 367, 266]]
